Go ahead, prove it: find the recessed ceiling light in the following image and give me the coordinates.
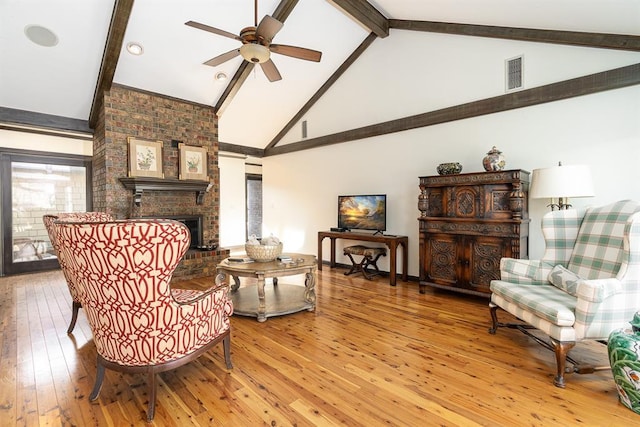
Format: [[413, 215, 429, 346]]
[[126, 42, 144, 55], [24, 25, 58, 47], [215, 72, 228, 81]]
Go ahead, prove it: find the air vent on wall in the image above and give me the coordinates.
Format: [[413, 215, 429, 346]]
[[505, 55, 524, 92]]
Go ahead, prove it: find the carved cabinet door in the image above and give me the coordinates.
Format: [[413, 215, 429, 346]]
[[425, 233, 509, 293], [463, 236, 509, 294], [423, 233, 461, 287]]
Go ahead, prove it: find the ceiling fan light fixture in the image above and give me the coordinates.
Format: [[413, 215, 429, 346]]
[[240, 43, 270, 63]]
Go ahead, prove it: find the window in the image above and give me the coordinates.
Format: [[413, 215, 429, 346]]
[[1, 150, 92, 275]]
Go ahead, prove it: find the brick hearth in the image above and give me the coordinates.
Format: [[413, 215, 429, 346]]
[[92, 85, 229, 281]]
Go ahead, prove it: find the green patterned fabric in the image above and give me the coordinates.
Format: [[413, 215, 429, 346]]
[[491, 280, 576, 326], [548, 264, 581, 297], [540, 208, 587, 267], [568, 200, 640, 280], [500, 259, 554, 285], [490, 200, 640, 342]]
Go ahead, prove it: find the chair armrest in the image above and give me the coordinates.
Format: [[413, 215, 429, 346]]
[[576, 278, 623, 303], [500, 258, 554, 285], [574, 278, 626, 339], [172, 278, 230, 305]]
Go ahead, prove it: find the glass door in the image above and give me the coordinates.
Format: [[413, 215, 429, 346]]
[[1, 152, 92, 275]]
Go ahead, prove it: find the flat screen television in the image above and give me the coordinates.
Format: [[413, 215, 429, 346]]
[[337, 194, 387, 233]]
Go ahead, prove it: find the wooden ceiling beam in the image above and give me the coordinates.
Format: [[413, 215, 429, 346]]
[[265, 32, 378, 150], [390, 20, 640, 52], [214, 0, 299, 116], [0, 107, 92, 137], [218, 141, 265, 158], [263, 63, 640, 157], [330, 0, 388, 38], [214, 62, 253, 116], [88, 0, 134, 129]]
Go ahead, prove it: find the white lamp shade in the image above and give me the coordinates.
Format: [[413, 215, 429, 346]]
[[530, 164, 595, 199], [240, 43, 270, 63]]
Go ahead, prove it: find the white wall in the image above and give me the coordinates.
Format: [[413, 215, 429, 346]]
[[262, 30, 640, 277], [263, 87, 640, 276], [0, 129, 93, 155]]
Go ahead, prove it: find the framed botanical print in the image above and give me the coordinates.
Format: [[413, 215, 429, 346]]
[[179, 143, 208, 181], [128, 137, 164, 178]]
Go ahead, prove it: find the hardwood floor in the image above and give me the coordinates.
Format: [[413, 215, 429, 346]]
[[0, 268, 635, 426]]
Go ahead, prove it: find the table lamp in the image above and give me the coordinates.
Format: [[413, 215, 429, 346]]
[[530, 162, 594, 210]]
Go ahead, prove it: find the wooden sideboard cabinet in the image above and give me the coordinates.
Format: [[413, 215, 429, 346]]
[[418, 169, 530, 296]]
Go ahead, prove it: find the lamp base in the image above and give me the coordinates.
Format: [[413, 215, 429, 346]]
[[547, 197, 572, 211]]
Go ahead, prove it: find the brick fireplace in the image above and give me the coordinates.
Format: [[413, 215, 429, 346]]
[[92, 85, 229, 281]]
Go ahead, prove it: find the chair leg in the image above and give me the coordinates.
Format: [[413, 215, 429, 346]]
[[67, 301, 81, 334], [223, 334, 233, 369], [551, 338, 575, 388], [146, 371, 157, 422], [343, 253, 360, 276], [89, 357, 105, 401], [488, 304, 499, 334], [362, 253, 384, 279]]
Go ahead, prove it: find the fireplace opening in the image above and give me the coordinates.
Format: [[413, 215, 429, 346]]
[[145, 215, 203, 249]]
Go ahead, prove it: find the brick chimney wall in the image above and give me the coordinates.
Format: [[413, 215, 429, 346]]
[[92, 84, 229, 281]]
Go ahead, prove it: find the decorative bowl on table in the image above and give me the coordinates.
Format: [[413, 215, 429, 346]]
[[437, 162, 463, 175], [245, 242, 283, 262]]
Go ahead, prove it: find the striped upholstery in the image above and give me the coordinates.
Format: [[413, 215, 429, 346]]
[[491, 200, 640, 341]]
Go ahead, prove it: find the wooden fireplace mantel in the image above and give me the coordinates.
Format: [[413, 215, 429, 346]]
[[119, 177, 211, 206]]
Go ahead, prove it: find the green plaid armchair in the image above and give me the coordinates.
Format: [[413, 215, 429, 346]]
[[489, 200, 640, 387]]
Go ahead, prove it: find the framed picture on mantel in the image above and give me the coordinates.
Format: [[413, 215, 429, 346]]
[[128, 137, 164, 178], [179, 143, 208, 181]]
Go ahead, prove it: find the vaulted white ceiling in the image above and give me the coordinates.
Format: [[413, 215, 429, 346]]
[[1, 0, 639, 150]]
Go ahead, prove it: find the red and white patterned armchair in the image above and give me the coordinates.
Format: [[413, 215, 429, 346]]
[[43, 212, 114, 333], [53, 218, 233, 422]]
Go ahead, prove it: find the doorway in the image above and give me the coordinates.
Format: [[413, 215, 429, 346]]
[[246, 173, 262, 240]]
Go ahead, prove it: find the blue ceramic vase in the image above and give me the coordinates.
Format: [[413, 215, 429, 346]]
[[608, 312, 640, 414]]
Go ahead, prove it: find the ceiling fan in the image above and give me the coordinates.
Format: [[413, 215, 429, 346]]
[[185, 0, 322, 82]]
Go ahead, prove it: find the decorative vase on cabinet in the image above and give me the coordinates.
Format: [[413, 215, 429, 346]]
[[482, 146, 506, 171], [608, 312, 640, 415]]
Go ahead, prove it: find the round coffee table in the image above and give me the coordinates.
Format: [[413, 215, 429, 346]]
[[216, 253, 316, 322]]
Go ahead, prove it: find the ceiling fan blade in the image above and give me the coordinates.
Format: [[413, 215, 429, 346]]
[[270, 44, 322, 62], [255, 15, 283, 43], [204, 49, 240, 67], [260, 59, 282, 82], [185, 20, 241, 42]]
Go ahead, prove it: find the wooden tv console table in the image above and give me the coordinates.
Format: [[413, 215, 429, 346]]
[[317, 231, 408, 286]]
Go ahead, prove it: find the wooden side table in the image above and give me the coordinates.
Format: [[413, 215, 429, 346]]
[[216, 253, 317, 322], [317, 231, 408, 286]]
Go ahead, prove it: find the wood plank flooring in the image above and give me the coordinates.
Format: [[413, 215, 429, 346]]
[[0, 268, 636, 426]]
